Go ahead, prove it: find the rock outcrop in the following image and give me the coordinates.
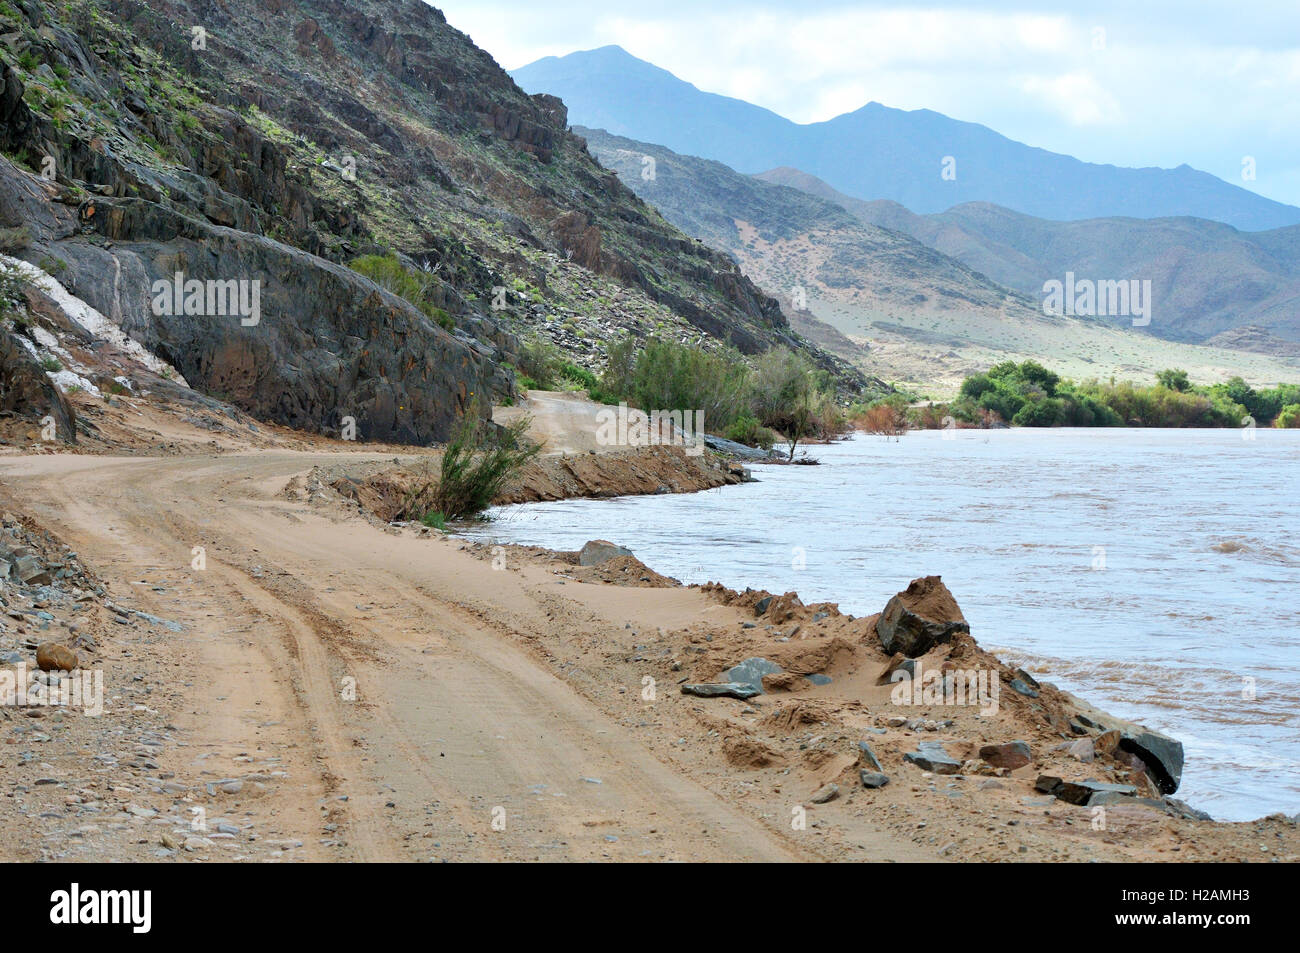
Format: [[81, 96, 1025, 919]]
[[876, 575, 971, 657], [0, 323, 76, 444]]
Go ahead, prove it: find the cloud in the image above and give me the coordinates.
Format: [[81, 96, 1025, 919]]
[[1021, 71, 1121, 126]]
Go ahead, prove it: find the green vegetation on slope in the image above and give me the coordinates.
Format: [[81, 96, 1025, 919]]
[[348, 254, 455, 331]]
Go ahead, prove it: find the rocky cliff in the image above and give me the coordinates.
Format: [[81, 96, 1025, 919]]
[[0, 0, 856, 444]]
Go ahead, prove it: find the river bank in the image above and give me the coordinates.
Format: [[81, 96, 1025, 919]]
[[2, 446, 1295, 861], [459, 427, 1300, 822]]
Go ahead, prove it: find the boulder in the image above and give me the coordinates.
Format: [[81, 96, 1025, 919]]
[[903, 741, 961, 775], [578, 540, 632, 566], [722, 657, 782, 693], [1036, 775, 1137, 805], [1014, 669, 1041, 690], [859, 770, 890, 789], [36, 642, 78, 672], [1067, 737, 1095, 763], [809, 783, 839, 804], [1118, 730, 1184, 795], [857, 740, 884, 773], [1008, 678, 1039, 698], [978, 741, 1032, 770], [11, 553, 51, 586], [875, 576, 970, 657], [876, 652, 916, 685]]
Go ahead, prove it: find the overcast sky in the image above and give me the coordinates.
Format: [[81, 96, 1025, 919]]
[[432, 0, 1300, 208]]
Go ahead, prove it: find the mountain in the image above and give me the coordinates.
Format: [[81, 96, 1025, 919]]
[[0, 0, 861, 446], [513, 46, 1300, 232], [578, 128, 1300, 393], [574, 127, 1037, 322], [758, 168, 1300, 345]]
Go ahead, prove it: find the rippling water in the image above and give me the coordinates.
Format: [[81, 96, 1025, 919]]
[[460, 428, 1300, 821]]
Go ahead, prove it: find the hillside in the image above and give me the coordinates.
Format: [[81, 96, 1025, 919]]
[[759, 168, 1300, 346], [513, 46, 1300, 231], [580, 128, 1300, 394], [0, 0, 859, 447]]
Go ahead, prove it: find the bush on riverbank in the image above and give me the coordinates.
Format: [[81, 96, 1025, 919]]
[[938, 362, 1300, 428], [589, 336, 842, 451], [395, 402, 541, 521]]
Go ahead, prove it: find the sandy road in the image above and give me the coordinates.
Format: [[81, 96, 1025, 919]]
[[0, 450, 823, 862]]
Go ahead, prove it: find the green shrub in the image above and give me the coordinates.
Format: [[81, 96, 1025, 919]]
[[725, 414, 775, 449], [396, 403, 541, 522], [599, 336, 637, 399], [1012, 397, 1065, 427], [558, 361, 597, 390], [516, 336, 560, 390], [749, 346, 839, 456], [950, 361, 1281, 427], [349, 253, 456, 331], [1156, 368, 1191, 392], [624, 336, 750, 429]]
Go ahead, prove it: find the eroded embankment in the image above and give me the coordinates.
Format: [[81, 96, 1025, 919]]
[[320, 445, 748, 520]]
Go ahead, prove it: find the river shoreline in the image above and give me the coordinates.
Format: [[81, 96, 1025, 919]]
[[451, 429, 1300, 824], [1, 446, 1295, 861], [321, 439, 1299, 843]]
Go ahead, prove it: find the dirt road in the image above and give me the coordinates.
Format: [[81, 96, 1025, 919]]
[[0, 450, 867, 861]]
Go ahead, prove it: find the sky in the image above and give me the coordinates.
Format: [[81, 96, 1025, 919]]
[[431, 0, 1300, 208]]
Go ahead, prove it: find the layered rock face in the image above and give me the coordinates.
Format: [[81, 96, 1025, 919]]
[[2, 0, 848, 448], [2, 38, 499, 444]]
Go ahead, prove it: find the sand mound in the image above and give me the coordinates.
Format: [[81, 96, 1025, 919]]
[[723, 734, 785, 769], [894, 575, 966, 623]]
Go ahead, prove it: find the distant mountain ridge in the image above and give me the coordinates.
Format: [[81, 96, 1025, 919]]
[[573, 127, 1035, 322], [512, 46, 1300, 232], [576, 127, 1300, 393], [757, 168, 1300, 344]]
